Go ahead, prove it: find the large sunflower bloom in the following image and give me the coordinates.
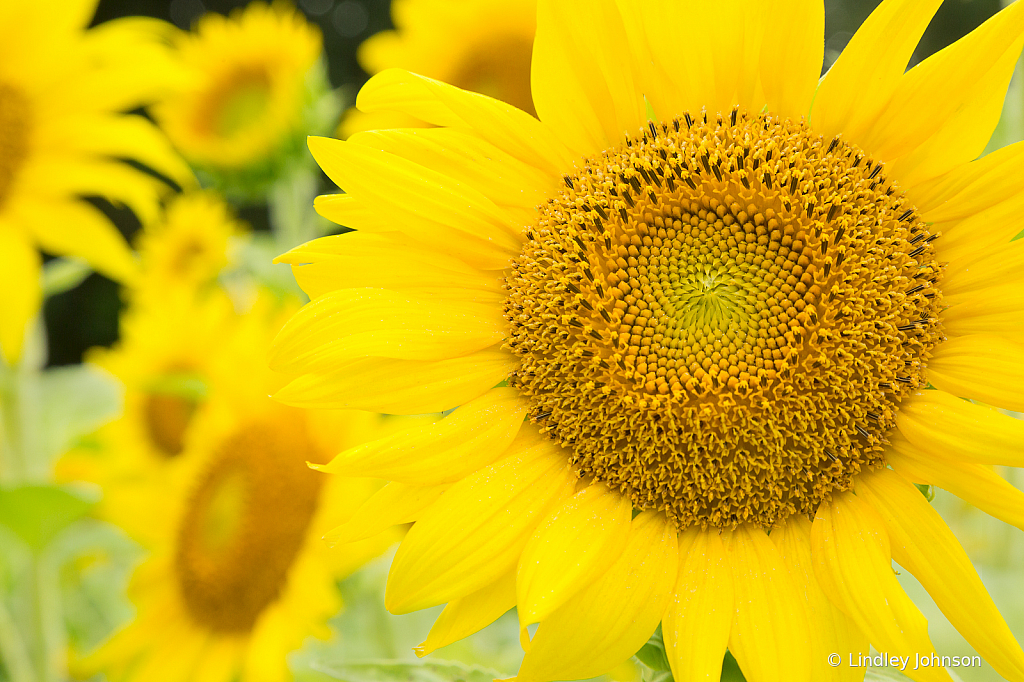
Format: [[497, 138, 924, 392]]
[[0, 0, 191, 362], [272, 2, 1024, 681], [342, 0, 536, 136]]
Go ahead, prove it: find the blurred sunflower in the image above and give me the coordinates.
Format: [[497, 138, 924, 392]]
[[272, 1, 1024, 681], [132, 192, 244, 305], [56, 193, 243, 522], [342, 0, 536, 136], [55, 289, 237, 537], [79, 292, 402, 682], [0, 1, 191, 363], [153, 2, 324, 190]]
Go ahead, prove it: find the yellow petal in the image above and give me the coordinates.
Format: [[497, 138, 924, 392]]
[[856, 467, 1024, 681], [60, 114, 195, 189], [516, 483, 632, 627], [912, 140, 1024, 220], [925, 334, 1024, 412], [726, 523, 812, 682], [0, 226, 41, 364], [19, 199, 138, 284], [324, 481, 448, 546], [708, 0, 768, 115], [273, 348, 517, 414], [269, 288, 504, 372], [311, 193, 397, 233], [759, 0, 824, 120], [278, 231, 502, 301], [516, 511, 678, 682], [811, 490, 951, 682], [887, 40, 1022, 190], [355, 69, 576, 176], [349, 128, 557, 211], [942, 283, 1024, 343], [663, 527, 734, 682], [26, 158, 166, 227], [531, 0, 643, 156], [312, 388, 528, 484], [887, 436, 1024, 532], [859, 0, 1024, 173], [895, 389, 1024, 467], [772, 516, 868, 682], [385, 434, 574, 614], [811, 0, 943, 144], [932, 198, 1024, 265], [414, 571, 517, 657], [614, 0, 714, 118], [308, 136, 522, 270], [190, 638, 242, 682], [942, 238, 1024, 296]]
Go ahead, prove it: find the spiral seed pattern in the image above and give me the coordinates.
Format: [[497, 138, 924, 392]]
[[505, 109, 944, 529]]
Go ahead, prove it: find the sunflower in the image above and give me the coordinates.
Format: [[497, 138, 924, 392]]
[[79, 292, 402, 682], [132, 192, 244, 305], [342, 0, 536, 137], [55, 289, 238, 539], [272, 1, 1024, 681], [153, 2, 324, 184], [0, 0, 191, 363], [56, 193, 244, 529]]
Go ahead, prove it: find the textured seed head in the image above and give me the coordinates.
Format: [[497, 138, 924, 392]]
[[505, 109, 944, 529]]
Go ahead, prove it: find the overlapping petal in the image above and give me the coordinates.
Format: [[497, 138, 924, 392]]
[[515, 511, 678, 682], [385, 433, 575, 613], [856, 468, 1024, 682]]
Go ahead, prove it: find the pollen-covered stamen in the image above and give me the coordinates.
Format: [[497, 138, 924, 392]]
[[505, 108, 944, 530], [175, 415, 322, 632], [0, 83, 31, 207]]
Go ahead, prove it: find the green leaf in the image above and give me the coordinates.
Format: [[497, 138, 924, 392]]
[[312, 659, 505, 682], [634, 625, 671, 672], [42, 258, 92, 298], [914, 483, 935, 502], [0, 485, 95, 551], [721, 651, 747, 682], [38, 364, 122, 462]]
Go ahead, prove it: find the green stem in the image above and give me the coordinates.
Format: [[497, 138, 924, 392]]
[[33, 550, 65, 682], [269, 163, 322, 253], [0, 598, 35, 682]]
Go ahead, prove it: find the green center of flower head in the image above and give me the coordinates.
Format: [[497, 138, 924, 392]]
[[201, 68, 273, 139], [505, 108, 945, 530], [175, 418, 322, 632], [0, 83, 31, 208]]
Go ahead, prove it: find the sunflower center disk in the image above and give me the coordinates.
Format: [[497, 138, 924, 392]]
[[505, 109, 945, 529], [175, 417, 322, 632], [0, 83, 31, 208], [200, 68, 272, 139], [144, 392, 197, 457]]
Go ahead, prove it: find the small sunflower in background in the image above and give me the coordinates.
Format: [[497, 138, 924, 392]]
[[56, 290, 238, 536], [132, 192, 245, 305], [154, 2, 336, 199], [56, 191, 244, 536], [77, 291, 403, 682], [273, 0, 1024, 681], [0, 0, 191, 363], [342, 0, 536, 136]]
